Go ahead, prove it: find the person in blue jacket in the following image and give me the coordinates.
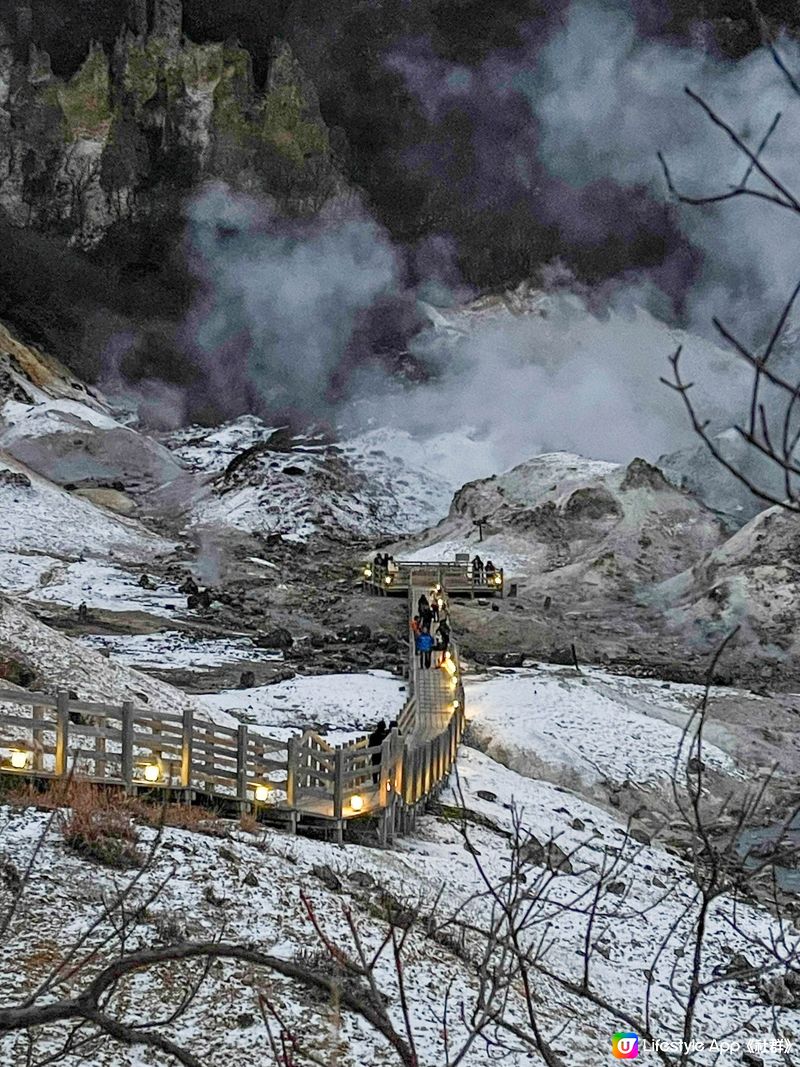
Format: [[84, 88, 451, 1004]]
[[416, 627, 434, 669]]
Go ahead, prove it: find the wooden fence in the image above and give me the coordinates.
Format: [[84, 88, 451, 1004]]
[[0, 689, 289, 811], [0, 581, 470, 842]]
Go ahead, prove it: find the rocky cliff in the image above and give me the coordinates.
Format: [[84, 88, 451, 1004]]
[[0, 0, 347, 248]]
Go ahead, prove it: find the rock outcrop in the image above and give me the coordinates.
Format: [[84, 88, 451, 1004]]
[[0, 0, 346, 247]]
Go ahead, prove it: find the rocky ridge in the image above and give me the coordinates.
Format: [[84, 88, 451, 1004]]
[[0, 0, 346, 248]]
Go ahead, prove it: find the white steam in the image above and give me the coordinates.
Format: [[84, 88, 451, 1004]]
[[530, 0, 800, 336], [183, 183, 398, 418], [179, 6, 800, 484]]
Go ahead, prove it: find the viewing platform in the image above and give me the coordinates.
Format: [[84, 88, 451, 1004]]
[[361, 555, 504, 598]]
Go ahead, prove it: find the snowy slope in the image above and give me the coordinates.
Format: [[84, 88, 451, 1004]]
[[391, 451, 725, 594], [464, 667, 739, 793], [1, 740, 798, 1066], [0, 597, 233, 727], [650, 503, 800, 664], [0, 452, 170, 561], [179, 420, 476, 541]]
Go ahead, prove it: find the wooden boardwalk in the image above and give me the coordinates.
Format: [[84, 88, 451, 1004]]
[[0, 575, 468, 844]]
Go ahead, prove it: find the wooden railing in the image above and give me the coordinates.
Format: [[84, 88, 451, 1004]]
[[0, 689, 289, 810], [363, 559, 504, 597], [0, 582, 468, 842]]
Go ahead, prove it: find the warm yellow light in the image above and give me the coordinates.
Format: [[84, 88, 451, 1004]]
[[9, 749, 29, 770], [450, 677, 458, 691], [350, 794, 364, 812], [453, 699, 460, 709], [384, 575, 393, 585], [254, 784, 271, 802], [143, 762, 161, 783], [494, 574, 502, 586], [363, 567, 372, 578], [442, 656, 457, 677]]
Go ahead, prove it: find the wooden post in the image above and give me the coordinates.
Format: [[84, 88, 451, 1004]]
[[55, 690, 70, 777], [32, 705, 43, 771], [286, 736, 297, 807], [236, 724, 248, 811], [204, 726, 214, 794], [121, 701, 134, 792], [181, 707, 193, 796], [379, 738, 390, 807], [94, 713, 106, 781], [333, 749, 344, 820]]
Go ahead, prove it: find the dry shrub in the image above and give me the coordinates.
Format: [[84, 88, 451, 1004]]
[[127, 798, 229, 836], [239, 812, 261, 836], [58, 781, 142, 870]]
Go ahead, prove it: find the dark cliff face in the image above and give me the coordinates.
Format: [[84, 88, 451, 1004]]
[[0, 2, 345, 249]]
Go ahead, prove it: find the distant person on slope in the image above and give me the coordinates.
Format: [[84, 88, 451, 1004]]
[[472, 555, 484, 584], [416, 628, 434, 670]]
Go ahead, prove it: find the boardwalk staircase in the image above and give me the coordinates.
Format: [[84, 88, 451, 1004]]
[[0, 571, 467, 844]]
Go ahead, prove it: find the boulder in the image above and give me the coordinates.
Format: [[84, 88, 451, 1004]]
[[0, 469, 31, 491], [259, 628, 294, 650], [339, 624, 371, 644], [312, 864, 342, 892]]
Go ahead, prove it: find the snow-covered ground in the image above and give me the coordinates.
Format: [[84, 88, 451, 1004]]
[[79, 631, 283, 671], [0, 454, 170, 560], [464, 666, 741, 792], [202, 671, 407, 742], [30, 560, 187, 617], [0, 598, 237, 729], [0, 397, 119, 441]]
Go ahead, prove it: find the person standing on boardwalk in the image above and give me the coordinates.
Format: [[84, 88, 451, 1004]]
[[420, 602, 433, 631], [435, 618, 451, 663], [368, 718, 389, 783], [416, 627, 434, 669]]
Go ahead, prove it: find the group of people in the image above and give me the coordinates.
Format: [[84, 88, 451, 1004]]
[[412, 587, 451, 669], [373, 552, 398, 571], [470, 556, 497, 584]]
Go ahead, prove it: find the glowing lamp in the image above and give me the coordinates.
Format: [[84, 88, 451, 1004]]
[[453, 699, 460, 710], [254, 784, 271, 802], [143, 762, 161, 783], [363, 567, 372, 578], [450, 677, 459, 691], [384, 575, 393, 586], [9, 748, 30, 770], [494, 574, 502, 587], [350, 794, 364, 812], [442, 656, 457, 677]]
